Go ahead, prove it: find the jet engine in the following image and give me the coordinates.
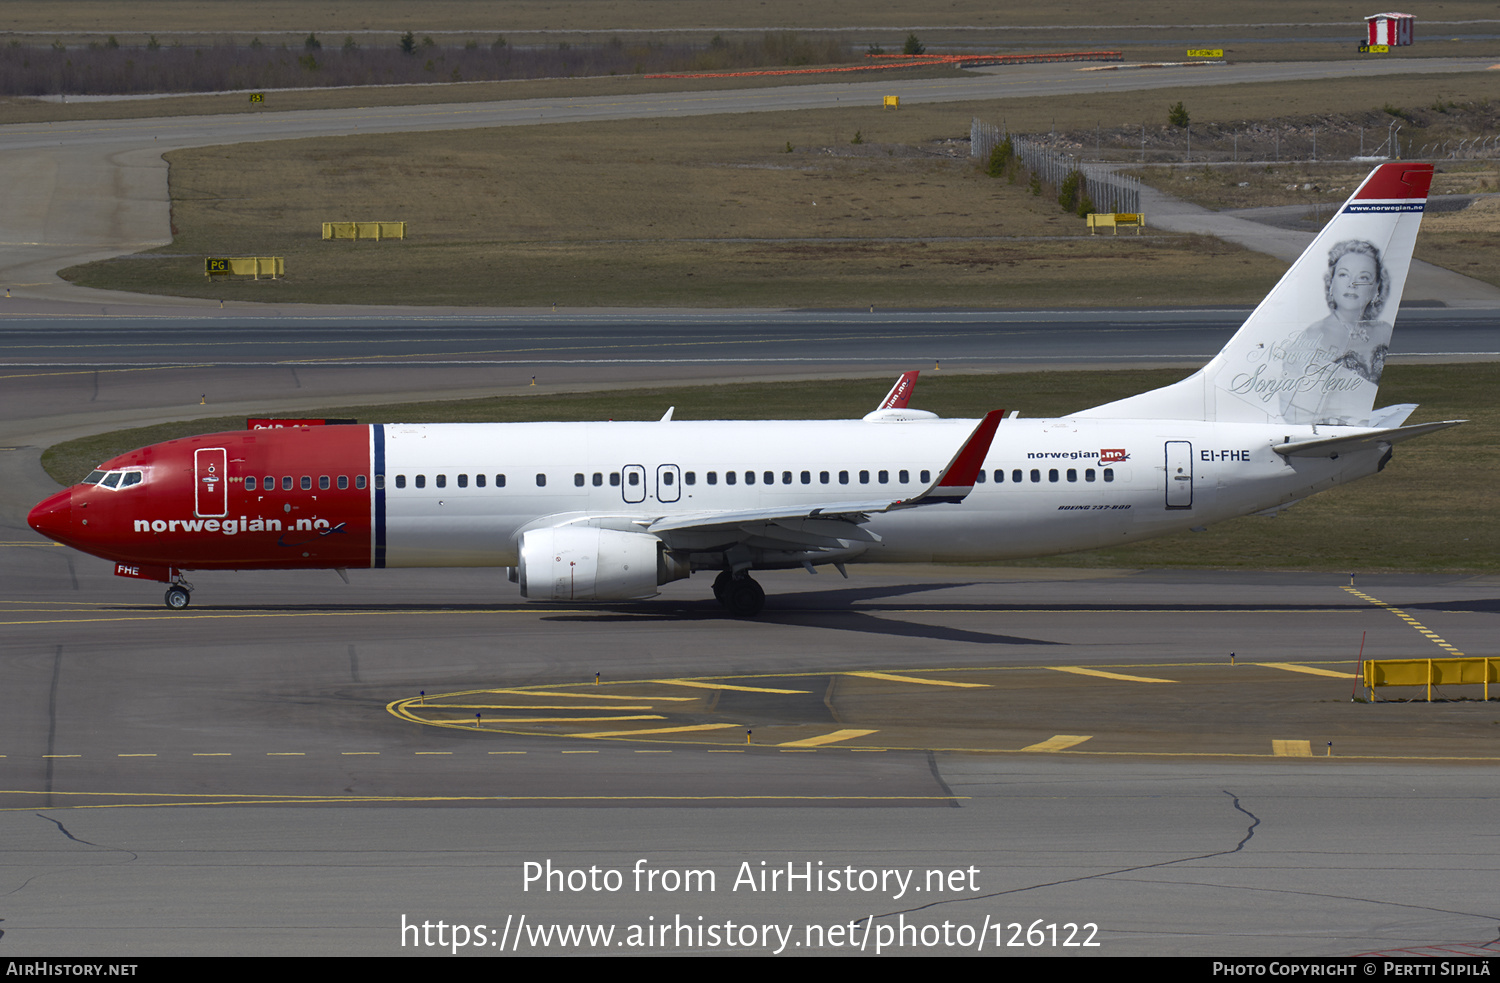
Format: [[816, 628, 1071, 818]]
[[517, 526, 689, 601]]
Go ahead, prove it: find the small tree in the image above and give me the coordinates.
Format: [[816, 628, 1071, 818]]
[[867, 43, 885, 55], [903, 34, 925, 55], [304, 33, 321, 51], [400, 30, 416, 55], [986, 137, 1014, 178], [1058, 169, 1084, 212], [1168, 101, 1190, 128]]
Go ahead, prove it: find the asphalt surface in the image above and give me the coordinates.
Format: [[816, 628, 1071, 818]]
[[2, 61, 1499, 959]]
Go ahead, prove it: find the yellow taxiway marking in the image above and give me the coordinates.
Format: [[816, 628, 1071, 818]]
[[117, 754, 156, 757], [1273, 740, 1313, 757], [430, 704, 656, 711], [845, 671, 989, 688], [1262, 662, 1356, 679], [341, 752, 380, 755], [1021, 735, 1093, 752], [192, 753, 230, 757], [650, 679, 808, 694], [462, 715, 666, 725], [266, 752, 305, 756], [778, 729, 879, 748], [1344, 588, 1465, 657], [568, 723, 743, 740], [467, 689, 697, 702], [1050, 666, 1177, 683]]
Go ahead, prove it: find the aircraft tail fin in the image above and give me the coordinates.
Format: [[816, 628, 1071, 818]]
[[1078, 162, 1433, 426]]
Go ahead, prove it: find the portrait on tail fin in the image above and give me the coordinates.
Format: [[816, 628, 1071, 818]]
[[1277, 239, 1393, 425]]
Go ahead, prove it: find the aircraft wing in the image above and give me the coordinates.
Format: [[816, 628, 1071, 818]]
[[1272, 420, 1466, 458], [645, 410, 1002, 550]]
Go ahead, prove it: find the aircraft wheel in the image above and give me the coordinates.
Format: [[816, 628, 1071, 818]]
[[712, 570, 733, 604], [724, 577, 765, 618], [165, 585, 191, 610]]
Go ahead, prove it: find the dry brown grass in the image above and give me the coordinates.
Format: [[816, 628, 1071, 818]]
[[59, 70, 1500, 306], [65, 102, 1291, 307]]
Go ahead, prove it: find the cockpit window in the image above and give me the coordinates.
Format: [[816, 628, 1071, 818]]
[[88, 469, 144, 489]]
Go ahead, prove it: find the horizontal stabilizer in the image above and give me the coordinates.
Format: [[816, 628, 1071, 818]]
[[1272, 420, 1465, 458]]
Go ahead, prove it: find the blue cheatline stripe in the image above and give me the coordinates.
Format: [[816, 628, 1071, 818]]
[[373, 424, 386, 568]]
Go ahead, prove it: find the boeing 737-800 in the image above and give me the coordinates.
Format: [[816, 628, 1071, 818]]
[[28, 163, 1460, 616]]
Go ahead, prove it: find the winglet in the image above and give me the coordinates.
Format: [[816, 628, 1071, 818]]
[[877, 371, 919, 410], [895, 410, 1003, 508]]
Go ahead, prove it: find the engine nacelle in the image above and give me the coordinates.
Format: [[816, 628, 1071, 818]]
[[517, 527, 689, 601]]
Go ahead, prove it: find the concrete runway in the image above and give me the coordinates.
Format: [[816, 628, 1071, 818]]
[[3, 61, 1500, 958]]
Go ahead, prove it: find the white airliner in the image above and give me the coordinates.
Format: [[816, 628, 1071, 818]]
[[28, 162, 1460, 615]]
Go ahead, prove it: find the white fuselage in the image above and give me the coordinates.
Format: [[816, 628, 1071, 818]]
[[378, 417, 1378, 568]]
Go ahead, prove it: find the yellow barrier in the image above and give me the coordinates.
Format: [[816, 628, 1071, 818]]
[[322, 221, 407, 241], [1363, 657, 1497, 701], [883, 95, 899, 109], [204, 257, 284, 279], [1087, 213, 1145, 235]]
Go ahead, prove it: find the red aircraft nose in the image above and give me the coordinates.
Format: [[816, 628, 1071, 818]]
[[28, 488, 73, 542]]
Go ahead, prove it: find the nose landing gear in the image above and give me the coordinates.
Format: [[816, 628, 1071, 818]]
[[164, 576, 194, 610]]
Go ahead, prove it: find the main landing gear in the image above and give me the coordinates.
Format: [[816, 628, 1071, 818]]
[[712, 570, 765, 618], [164, 576, 193, 610]]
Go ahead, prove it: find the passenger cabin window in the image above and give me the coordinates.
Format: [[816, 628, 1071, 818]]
[[899, 470, 909, 483], [395, 475, 406, 489], [1103, 469, 1115, 482], [574, 473, 585, 487], [726, 472, 737, 486], [301, 476, 312, 490], [1013, 470, 1023, 483], [496, 474, 507, 488], [415, 475, 425, 489], [338, 475, 349, 490], [246, 476, 257, 490], [593, 473, 604, 487], [282, 476, 293, 491], [920, 470, 931, 483], [319, 476, 330, 490], [535, 474, 546, 487], [707, 472, 717, 485], [610, 473, 620, 487], [457, 474, 467, 488], [859, 470, 870, 484], [474, 474, 485, 488], [838, 471, 849, 485], [745, 471, 755, 485], [663, 472, 674, 486], [436, 474, 446, 489], [685, 472, 695, 486], [358, 476, 368, 489]]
